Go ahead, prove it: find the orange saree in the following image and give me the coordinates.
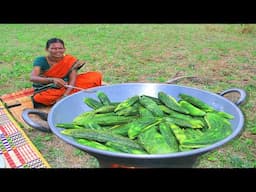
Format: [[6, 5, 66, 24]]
[[33, 55, 102, 106]]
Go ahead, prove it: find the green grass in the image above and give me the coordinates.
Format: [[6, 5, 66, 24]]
[[1, 24, 256, 168]]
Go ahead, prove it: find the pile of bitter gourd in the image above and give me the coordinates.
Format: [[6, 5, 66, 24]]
[[57, 91, 234, 154]]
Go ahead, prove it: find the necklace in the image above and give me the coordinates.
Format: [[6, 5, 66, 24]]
[[46, 56, 63, 66]]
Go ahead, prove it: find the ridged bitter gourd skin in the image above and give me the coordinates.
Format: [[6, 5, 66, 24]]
[[127, 116, 161, 139], [106, 141, 148, 154], [76, 138, 118, 152], [97, 91, 112, 105], [93, 105, 117, 114], [165, 117, 204, 129], [84, 97, 103, 109], [176, 112, 233, 149], [179, 100, 206, 116], [139, 95, 164, 117], [138, 126, 175, 154], [159, 122, 179, 152], [179, 93, 214, 112], [56, 123, 84, 129], [158, 91, 189, 114], [58, 91, 235, 154], [138, 106, 154, 117], [115, 103, 140, 116], [114, 95, 140, 112], [61, 128, 144, 150], [141, 95, 162, 105], [159, 105, 205, 127]]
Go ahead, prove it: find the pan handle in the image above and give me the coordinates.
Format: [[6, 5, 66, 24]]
[[218, 88, 247, 106], [22, 109, 51, 133]]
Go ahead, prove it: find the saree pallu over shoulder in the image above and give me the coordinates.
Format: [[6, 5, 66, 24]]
[[44, 54, 77, 78], [71, 60, 86, 71]]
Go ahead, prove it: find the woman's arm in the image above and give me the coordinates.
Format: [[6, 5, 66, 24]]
[[30, 66, 54, 84], [30, 66, 67, 87], [63, 69, 77, 96]]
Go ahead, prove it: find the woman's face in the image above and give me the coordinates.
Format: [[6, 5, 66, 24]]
[[47, 42, 65, 58]]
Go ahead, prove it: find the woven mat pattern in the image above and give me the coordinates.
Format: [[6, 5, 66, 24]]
[[0, 88, 35, 127], [0, 89, 50, 168]]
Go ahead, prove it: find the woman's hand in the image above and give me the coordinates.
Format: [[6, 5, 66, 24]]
[[52, 78, 67, 88]]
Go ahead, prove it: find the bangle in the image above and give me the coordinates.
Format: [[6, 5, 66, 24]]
[[47, 77, 54, 83]]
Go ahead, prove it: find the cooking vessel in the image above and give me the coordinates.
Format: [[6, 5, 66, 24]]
[[22, 83, 246, 168]]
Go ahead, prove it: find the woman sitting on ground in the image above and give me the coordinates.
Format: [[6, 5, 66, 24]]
[[30, 37, 103, 107]]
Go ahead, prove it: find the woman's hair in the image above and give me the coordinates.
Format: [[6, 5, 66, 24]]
[[46, 38, 65, 49]]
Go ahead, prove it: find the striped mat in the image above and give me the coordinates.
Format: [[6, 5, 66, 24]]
[[0, 89, 50, 168]]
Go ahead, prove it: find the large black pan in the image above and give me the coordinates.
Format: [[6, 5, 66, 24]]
[[23, 83, 246, 168]]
